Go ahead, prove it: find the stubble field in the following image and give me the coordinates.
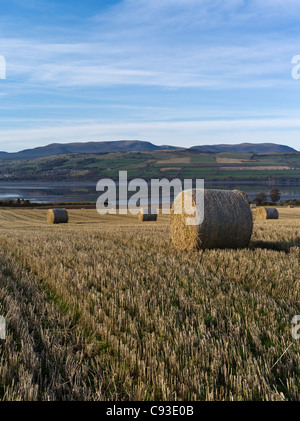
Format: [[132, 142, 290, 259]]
[[0, 207, 299, 401]]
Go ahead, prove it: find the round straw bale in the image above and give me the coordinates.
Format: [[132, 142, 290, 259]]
[[254, 207, 279, 219], [170, 189, 253, 250], [288, 205, 294, 208], [138, 208, 157, 222], [47, 208, 68, 224]]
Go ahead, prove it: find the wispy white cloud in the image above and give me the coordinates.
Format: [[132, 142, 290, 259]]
[[0, 36, 296, 89], [0, 0, 300, 150], [0, 0, 299, 89]]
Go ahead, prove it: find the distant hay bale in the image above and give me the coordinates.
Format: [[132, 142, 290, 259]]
[[250, 204, 256, 209], [170, 189, 253, 250], [288, 205, 294, 208], [47, 209, 68, 224], [138, 208, 157, 222], [254, 207, 279, 220]]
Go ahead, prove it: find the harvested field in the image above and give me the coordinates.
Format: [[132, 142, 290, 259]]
[[160, 167, 182, 172], [157, 158, 191, 164], [0, 207, 299, 401], [220, 166, 290, 171], [216, 157, 247, 164]]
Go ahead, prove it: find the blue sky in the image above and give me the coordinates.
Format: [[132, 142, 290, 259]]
[[0, 0, 300, 151]]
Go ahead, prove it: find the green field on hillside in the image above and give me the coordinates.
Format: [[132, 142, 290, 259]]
[[0, 150, 299, 182]]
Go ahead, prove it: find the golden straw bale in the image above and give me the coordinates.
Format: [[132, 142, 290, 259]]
[[253, 207, 279, 220], [170, 189, 253, 250], [47, 209, 69, 224], [138, 208, 157, 222]]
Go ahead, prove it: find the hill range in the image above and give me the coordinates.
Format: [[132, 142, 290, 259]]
[[0, 140, 296, 161], [0, 140, 178, 161], [0, 141, 299, 183]]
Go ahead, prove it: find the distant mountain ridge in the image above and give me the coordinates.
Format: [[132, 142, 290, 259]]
[[0, 141, 296, 160], [189, 143, 296, 153], [0, 140, 179, 161]]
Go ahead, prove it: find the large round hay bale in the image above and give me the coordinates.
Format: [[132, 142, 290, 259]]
[[138, 208, 157, 222], [288, 205, 294, 209], [47, 208, 68, 224], [254, 207, 279, 220], [170, 189, 253, 250]]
